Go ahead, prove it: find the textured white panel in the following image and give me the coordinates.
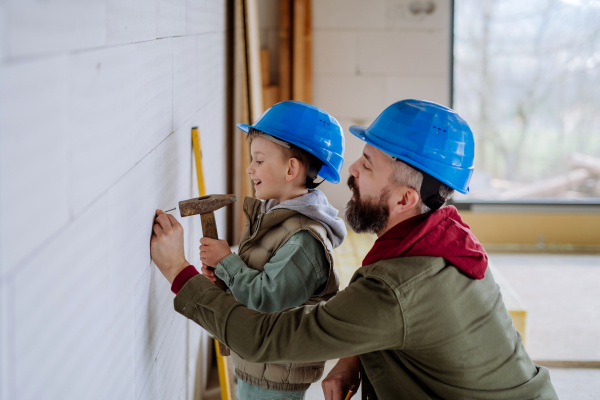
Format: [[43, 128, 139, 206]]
[[197, 32, 225, 111], [107, 0, 156, 43], [140, 0, 158, 41], [313, 0, 386, 29], [154, 123, 193, 212], [385, 0, 450, 30], [0, 56, 70, 276], [69, 44, 138, 215], [205, 0, 226, 33], [0, 279, 15, 400], [313, 31, 357, 75], [14, 197, 109, 400], [313, 75, 385, 120], [197, 102, 228, 236], [173, 35, 198, 130], [186, 0, 206, 35], [138, 358, 159, 400], [8, 0, 106, 59], [0, 1, 8, 63], [358, 31, 449, 74], [107, 0, 146, 45], [136, 38, 173, 161], [157, 316, 187, 400], [108, 152, 156, 307], [135, 264, 175, 398], [187, 320, 210, 400], [157, 0, 186, 38], [384, 76, 449, 107]]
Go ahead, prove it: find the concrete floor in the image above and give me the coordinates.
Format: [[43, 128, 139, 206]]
[[304, 252, 600, 399]]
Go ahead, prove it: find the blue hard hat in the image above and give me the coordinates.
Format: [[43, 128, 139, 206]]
[[237, 100, 345, 184], [349, 99, 475, 194]]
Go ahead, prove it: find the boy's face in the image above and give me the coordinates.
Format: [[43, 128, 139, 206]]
[[246, 136, 290, 201]]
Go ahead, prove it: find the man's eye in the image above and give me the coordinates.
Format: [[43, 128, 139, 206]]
[[363, 163, 369, 170]]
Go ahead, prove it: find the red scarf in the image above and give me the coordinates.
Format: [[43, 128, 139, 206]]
[[362, 206, 488, 279]]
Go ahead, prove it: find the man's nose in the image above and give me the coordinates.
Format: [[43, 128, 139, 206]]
[[348, 160, 359, 177]]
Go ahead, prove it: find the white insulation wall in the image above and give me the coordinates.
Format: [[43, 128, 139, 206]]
[[0, 1, 228, 399], [313, 0, 452, 211]]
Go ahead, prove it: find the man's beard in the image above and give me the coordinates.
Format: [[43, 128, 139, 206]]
[[344, 175, 391, 235]]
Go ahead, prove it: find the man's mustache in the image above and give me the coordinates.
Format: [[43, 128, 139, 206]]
[[347, 175, 359, 198]]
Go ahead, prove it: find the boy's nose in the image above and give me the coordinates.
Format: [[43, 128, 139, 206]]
[[246, 164, 253, 175]]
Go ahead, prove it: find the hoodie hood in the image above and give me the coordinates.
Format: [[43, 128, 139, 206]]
[[362, 206, 488, 279], [262, 189, 347, 248]]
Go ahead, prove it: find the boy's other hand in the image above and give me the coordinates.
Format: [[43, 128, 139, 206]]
[[322, 356, 361, 400], [200, 263, 218, 284], [150, 209, 189, 284], [199, 237, 232, 267]]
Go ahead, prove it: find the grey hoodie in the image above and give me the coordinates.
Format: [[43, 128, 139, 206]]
[[261, 189, 347, 248]]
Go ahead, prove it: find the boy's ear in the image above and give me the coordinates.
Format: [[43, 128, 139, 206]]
[[285, 158, 302, 182]]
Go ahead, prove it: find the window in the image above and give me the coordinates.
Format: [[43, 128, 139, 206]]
[[453, 0, 600, 202]]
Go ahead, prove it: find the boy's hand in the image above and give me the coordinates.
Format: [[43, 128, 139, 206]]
[[322, 356, 361, 400], [150, 209, 189, 284], [200, 263, 219, 284], [199, 237, 232, 268]]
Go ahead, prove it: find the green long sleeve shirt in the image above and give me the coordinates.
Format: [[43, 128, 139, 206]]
[[214, 230, 329, 313], [175, 256, 557, 399]]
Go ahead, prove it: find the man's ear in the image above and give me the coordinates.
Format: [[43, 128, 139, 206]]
[[285, 158, 302, 182], [390, 186, 420, 215]]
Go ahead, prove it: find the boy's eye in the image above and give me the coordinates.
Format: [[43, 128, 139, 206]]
[[256, 161, 263, 165]]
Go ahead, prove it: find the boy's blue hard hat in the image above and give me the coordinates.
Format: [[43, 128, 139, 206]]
[[236, 100, 345, 184], [349, 99, 475, 194]]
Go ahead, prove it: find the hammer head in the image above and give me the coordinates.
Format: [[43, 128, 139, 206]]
[[178, 194, 236, 217]]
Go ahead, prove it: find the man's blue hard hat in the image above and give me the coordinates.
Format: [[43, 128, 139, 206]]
[[237, 100, 345, 184], [349, 99, 475, 194]]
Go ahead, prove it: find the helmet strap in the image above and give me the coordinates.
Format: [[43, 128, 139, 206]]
[[419, 173, 446, 211]]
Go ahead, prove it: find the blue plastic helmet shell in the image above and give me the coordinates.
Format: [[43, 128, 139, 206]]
[[349, 99, 475, 194], [237, 100, 345, 184]]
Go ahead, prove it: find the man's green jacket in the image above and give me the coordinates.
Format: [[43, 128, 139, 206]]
[[174, 255, 557, 399]]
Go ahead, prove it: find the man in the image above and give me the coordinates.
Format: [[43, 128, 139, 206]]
[[151, 100, 557, 399]]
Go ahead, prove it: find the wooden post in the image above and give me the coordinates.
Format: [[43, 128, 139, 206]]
[[279, 0, 292, 101], [292, 0, 307, 102]]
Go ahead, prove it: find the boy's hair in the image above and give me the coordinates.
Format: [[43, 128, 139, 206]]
[[247, 128, 323, 189]]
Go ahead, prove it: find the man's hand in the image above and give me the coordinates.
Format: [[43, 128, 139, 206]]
[[150, 209, 190, 284], [199, 237, 232, 268], [322, 356, 361, 400]]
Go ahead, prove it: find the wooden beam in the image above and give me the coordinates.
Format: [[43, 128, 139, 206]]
[[304, 0, 312, 103], [261, 48, 271, 86], [278, 0, 292, 101], [292, 0, 307, 101], [245, 0, 264, 121]]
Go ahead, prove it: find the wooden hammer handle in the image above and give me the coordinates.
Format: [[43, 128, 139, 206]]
[[200, 211, 228, 291]]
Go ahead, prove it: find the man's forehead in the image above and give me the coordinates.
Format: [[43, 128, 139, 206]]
[[364, 144, 388, 164]]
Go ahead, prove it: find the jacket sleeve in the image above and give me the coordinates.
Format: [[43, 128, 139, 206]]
[[174, 272, 405, 363], [213, 231, 329, 313]]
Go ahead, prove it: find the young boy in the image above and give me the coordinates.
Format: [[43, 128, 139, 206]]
[[198, 101, 346, 400]]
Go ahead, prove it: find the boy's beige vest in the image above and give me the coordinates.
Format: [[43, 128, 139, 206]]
[[230, 197, 340, 391]]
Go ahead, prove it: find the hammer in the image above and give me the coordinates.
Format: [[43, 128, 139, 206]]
[[179, 194, 236, 291]]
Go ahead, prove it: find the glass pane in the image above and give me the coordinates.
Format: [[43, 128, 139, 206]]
[[453, 0, 600, 202]]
